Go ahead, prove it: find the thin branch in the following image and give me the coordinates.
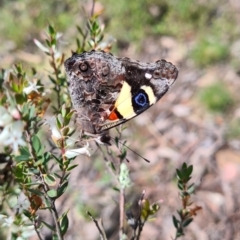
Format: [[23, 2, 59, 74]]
[[119, 187, 125, 239], [87, 211, 107, 240], [25, 130, 63, 240], [33, 218, 44, 240], [50, 47, 61, 110], [135, 190, 146, 240], [90, 0, 96, 17]]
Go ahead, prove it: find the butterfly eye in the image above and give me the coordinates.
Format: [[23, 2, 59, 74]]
[[79, 62, 88, 72]]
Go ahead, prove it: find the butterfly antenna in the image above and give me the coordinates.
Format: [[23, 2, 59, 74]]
[[113, 138, 150, 163]]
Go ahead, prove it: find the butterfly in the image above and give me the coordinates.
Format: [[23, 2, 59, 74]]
[[64, 50, 178, 135]]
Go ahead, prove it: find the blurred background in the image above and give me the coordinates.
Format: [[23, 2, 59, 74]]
[[1, 0, 240, 239]]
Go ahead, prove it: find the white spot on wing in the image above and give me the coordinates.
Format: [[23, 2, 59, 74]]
[[145, 73, 152, 79]]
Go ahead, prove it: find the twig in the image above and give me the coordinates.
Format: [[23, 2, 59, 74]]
[[90, 0, 96, 17], [96, 143, 120, 185], [33, 218, 44, 240], [119, 187, 125, 239], [25, 130, 63, 240], [87, 211, 107, 240], [50, 48, 61, 110], [135, 190, 146, 240]]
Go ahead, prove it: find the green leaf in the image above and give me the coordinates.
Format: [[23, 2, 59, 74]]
[[44, 174, 57, 186], [44, 198, 51, 208], [61, 126, 70, 136], [33, 158, 45, 166], [22, 209, 32, 219], [48, 24, 55, 36], [112, 187, 120, 192], [51, 38, 56, 46], [109, 162, 116, 172], [65, 110, 74, 125], [24, 182, 41, 187], [15, 147, 31, 162], [46, 39, 51, 47], [47, 189, 58, 198], [62, 173, 70, 183], [48, 75, 56, 84], [172, 215, 179, 228], [176, 169, 182, 179], [76, 38, 81, 48], [187, 184, 195, 194], [41, 220, 55, 231], [43, 152, 51, 163], [15, 155, 30, 162], [141, 208, 148, 220], [61, 105, 67, 118], [25, 167, 40, 175], [57, 181, 68, 198], [52, 154, 62, 165], [182, 217, 193, 227], [15, 94, 26, 104], [142, 199, 150, 215], [97, 34, 104, 43], [52, 234, 58, 240], [150, 203, 160, 214], [56, 114, 63, 128], [182, 162, 187, 170], [60, 213, 69, 236], [177, 182, 184, 191], [32, 135, 41, 153], [66, 164, 78, 171], [186, 165, 193, 176], [28, 188, 44, 196], [118, 148, 127, 160], [53, 173, 62, 179], [176, 230, 184, 237], [29, 104, 37, 120], [76, 25, 84, 36]]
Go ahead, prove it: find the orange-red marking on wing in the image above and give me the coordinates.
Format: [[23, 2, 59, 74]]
[[108, 110, 119, 120]]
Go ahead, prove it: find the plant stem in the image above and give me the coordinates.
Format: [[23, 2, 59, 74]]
[[119, 187, 125, 239], [50, 47, 61, 110], [25, 130, 63, 240], [33, 218, 43, 240]]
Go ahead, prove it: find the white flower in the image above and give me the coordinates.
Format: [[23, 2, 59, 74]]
[[65, 143, 90, 158], [45, 117, 62, 142], [23, 81, 42, 95], [65, 131, 80, 147], [13, 193, 30, 214], [3, 69, 14, 82], [20, 225, 35, 238], [0, 106, 12, 127], [34, 39, 49, 53], [0, 215, 14, 227], [0, 120, 26, 153]]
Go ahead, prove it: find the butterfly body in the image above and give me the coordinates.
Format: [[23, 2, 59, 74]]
[[64, 50, 178, 134]]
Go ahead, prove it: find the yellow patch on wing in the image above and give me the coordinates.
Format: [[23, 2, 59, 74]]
[[140, 85, 156, 105], [114, 81, 136, 119]]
